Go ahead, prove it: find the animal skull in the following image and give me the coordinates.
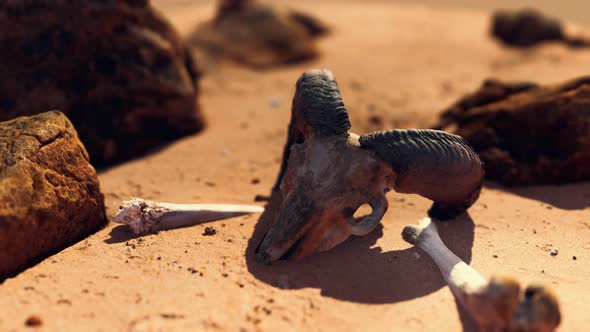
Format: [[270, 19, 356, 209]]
[[256, 69, 484, 264]]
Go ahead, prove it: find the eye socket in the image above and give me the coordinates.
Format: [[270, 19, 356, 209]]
[[353, 203, 373, 220]]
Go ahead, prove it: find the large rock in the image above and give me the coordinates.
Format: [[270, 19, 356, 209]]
[[0, 0, 203, 167], [0, 111, 107, 281], [187, 0, 329, 68], [435, 77, 590, 185], [491, 8, 589, 48]]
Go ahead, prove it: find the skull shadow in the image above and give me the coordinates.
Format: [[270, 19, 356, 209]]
[[245, 190, 475, 304]]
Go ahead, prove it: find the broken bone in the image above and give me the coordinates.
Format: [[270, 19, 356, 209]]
[[402, 218, 561, 331], [113, 198, 264, 235]]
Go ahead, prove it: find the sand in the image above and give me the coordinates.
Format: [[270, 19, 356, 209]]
[[1, 1, 589, 331]]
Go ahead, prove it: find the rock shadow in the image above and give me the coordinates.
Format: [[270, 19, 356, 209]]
[[485, 181, 590, 210]]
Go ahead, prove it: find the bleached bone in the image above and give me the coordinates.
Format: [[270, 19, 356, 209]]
[[402, 218, 561, 331], [113, 198, 264, 235]]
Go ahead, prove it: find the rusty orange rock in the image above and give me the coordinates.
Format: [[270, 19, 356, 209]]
[[0, 111, 107, 281]]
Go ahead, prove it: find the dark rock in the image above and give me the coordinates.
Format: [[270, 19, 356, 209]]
[[435, 77, 590, 185], [0, 111, 107, 281], [491, 8, 590, 48], [187, 0, 329, 68], [492, 9, 564, 47], [0, 0, 203, 167], [203, 227, 217, 236]]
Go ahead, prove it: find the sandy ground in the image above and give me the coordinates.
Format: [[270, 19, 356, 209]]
[[1, 1, 590, 331]]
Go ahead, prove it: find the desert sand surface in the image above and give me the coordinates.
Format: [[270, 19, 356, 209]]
[[1, 1, 590, 331]]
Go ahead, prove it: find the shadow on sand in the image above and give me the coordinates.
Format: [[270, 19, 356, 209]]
[[245, 191, 476, 304], [486, 181, 590, 210]]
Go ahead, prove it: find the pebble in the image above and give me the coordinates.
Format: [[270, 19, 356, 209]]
[[270, 96, 281, 108], [550, 248, 559, 256]]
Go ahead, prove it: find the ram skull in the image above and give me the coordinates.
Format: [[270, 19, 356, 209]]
[[256, 69, 484, 264]]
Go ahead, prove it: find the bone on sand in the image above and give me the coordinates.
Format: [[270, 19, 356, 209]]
[[113, 197, 264, 235], [402, 217, 561, 332]]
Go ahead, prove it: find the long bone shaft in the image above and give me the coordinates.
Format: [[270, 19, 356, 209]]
[[402, 218, 560, 331], [403, 218, 488, 302], [113, 198, 264, 235]]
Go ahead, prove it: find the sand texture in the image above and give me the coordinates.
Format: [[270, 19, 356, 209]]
[[0, 1, 589, 331]]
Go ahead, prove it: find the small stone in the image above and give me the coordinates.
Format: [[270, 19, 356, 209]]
[[25, 315, 42, 327], [550, 248, 559, 256], [573, 256, 577, 260], [203, 227, 217, 236], [271, 96, 281, 109], [493, 254, 498, 258]]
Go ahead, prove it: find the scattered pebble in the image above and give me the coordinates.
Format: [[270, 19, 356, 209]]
[[550, 248, 559, 256], [270, 96, 281, 108], [25, 315, 42, 327], [368, 115, 383, 126], [573, 256, 577, 260], [493, 254, 498, 258], [203, 227, 217, 236], [251, 178, 261, 185]]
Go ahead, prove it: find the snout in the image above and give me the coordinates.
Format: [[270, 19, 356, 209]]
[[255, 193, 353, 264]]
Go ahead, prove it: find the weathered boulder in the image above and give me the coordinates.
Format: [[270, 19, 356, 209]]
[[0, 0, 203, 167], [187, 0, 329, 68], [491, 8, 590, 48], [435, 77, 590, 185], [0, 111, 107, 281]]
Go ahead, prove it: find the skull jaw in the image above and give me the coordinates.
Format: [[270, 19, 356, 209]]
[[256, 214, 353, 264]]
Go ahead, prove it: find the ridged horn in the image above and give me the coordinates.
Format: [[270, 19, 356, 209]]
[[274, 69, 351, 190], [360, 129, 484, 219]]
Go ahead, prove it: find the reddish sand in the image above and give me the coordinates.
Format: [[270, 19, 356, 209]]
[[1, 1, 589, 331]]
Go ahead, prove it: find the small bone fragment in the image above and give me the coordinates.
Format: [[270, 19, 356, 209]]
[[113, 198, 264, 235], [403, 218, 561, 331]]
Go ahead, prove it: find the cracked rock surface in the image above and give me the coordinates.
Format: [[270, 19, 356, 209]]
[[436, 77, 590, 185], [0, 0, 203, 167], [0, 111, 107, 281]]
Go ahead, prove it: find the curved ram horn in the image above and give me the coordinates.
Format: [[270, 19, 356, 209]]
[[360, 129, 484, 220], [273, 69, 351, 190]]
